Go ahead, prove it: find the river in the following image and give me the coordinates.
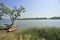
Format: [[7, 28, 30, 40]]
[[0, 19, 60, 29]]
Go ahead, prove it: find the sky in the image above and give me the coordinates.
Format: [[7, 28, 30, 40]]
[[0, 0, 60, 18]]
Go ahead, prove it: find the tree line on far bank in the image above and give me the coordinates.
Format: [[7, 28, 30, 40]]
[[17, 16, 60, 20]]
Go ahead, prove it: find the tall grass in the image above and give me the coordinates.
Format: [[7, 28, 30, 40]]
[[0, 27, 60, 40], [19, 27, 60, 40]]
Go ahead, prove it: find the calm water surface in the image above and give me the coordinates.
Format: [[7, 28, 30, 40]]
[[0, 20, 60, 29]]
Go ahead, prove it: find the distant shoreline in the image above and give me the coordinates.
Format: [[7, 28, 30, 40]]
[[1, 16, 60, 20], [1, 18, 60, 20]]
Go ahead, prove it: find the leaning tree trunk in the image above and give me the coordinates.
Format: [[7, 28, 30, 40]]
[[0, 16, 2, 20], [11, 19, 15, 25]]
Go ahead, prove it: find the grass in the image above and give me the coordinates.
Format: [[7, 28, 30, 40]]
[[0, 27, 60, 40], [0, 31, 17, 40]]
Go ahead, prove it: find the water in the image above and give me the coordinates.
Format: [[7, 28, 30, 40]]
[[0, 19, 60, 29]]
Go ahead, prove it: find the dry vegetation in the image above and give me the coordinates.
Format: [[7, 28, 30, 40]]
[[0, 27, 60, 40]]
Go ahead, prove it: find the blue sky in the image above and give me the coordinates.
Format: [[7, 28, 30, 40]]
[[0, 0, 60, 18]]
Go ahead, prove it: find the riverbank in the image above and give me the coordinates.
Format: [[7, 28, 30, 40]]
[[0, 27, 60, 40]]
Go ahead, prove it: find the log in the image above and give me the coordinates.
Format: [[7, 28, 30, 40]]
[[8, 25, 17, 32]]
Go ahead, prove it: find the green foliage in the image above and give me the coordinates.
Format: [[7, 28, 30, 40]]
[[0, 3, 25, 25], [0, 27, 60, 40], [19, 27, 60, 40]]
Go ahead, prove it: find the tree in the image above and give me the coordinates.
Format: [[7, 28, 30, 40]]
[[0, 3, 4, 20], [0, 3, 25, 25]]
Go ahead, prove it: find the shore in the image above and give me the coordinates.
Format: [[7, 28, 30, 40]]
[[0, 27, 60, 40]]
